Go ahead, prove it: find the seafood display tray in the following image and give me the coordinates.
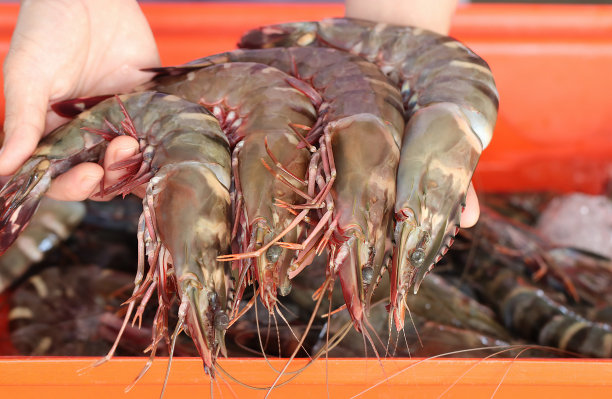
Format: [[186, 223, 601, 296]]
[[1, 2, 612, 398]]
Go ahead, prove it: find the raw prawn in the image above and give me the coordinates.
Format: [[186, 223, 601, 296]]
[[0, 198, 85, 292], [0, 92, 233, 380], [8, 265, 134, 356], [150, 47, 405, 334], [470, 258, 612, 358], [147, 62, 317, 313], [461, 205, 579, 300], [239, 17, 499, 330], [452, 202, 612, 358]]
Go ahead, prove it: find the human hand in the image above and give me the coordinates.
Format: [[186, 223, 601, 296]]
[[1, 0, 159, 201]]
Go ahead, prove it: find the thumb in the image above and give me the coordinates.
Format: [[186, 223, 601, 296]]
[[1, 65, 50, 175]]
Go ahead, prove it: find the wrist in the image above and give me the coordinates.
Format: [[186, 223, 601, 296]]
[[344, 0, 458, 35]]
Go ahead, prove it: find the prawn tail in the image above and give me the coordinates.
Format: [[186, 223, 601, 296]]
[[0, 158, 52, 254], [142, 55, 227, 79], [51, 95, 114, 118], [238, 22, 319, 49]]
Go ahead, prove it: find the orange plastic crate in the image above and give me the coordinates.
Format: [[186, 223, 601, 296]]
[[1, 3, 612, 398]]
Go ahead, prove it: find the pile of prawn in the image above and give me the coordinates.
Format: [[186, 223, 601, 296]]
[[0, 17, 500, 394]]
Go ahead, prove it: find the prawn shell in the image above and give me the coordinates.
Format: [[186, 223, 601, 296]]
[[150, 62, 316, 309], [151, 48, 405, 328], [393, 103, 481, 294], [0, 91, 234, 374], [237, 18, 499, 331], [239, 18, 497, 147]]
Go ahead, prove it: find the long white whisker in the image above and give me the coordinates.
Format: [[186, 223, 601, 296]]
[[350, 345, 526, 399]]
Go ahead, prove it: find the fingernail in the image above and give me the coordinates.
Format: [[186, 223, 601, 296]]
[[118, 147, 138, 157]]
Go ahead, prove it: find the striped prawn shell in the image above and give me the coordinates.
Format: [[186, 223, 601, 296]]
[[239, 17, 499, 329], [151, 47, 405, 330]]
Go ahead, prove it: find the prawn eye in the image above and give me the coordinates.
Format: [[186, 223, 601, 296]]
[[361, 266, 374, 285], [214, 310, 230, 330], [266, 245, 282, 262], [207, 291, 218, 306], [410, 249, 425, 267]]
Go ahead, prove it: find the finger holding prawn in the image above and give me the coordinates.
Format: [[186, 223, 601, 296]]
[[44, 135, 145, 201], [461, 182, 479, 229]]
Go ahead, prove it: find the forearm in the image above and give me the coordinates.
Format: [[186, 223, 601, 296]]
[[344, 0, 458, 35]]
